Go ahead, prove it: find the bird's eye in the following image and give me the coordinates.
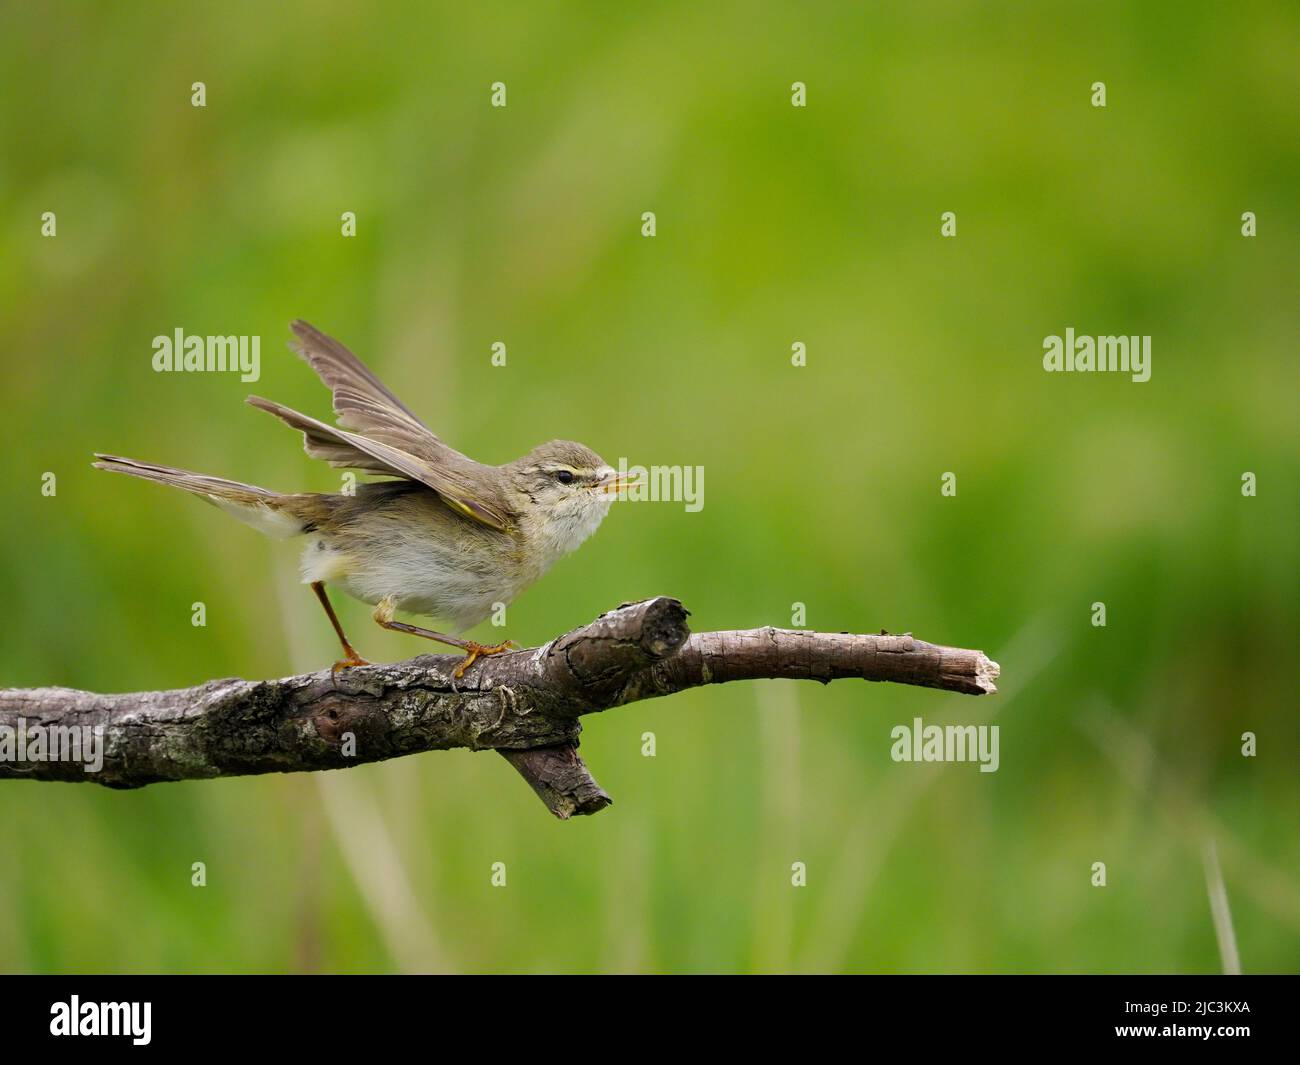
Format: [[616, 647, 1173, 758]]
[[555, 470, 575, 485]]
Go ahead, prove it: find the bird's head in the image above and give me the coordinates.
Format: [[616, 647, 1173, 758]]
[[503, 440, 637, 556]]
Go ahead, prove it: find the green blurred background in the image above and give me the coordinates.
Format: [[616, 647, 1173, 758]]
[[1, 1, 1297, 973]]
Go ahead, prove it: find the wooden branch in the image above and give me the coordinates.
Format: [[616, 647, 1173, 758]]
[[0, 598, 998, 819]]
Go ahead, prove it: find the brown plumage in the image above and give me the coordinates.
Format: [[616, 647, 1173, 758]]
[[93, 321, 632, 676]]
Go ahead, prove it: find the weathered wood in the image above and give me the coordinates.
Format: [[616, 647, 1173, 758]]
[[0, 598, 999, 818]]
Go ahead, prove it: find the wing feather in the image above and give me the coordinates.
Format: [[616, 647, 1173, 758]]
[[248, 321, 516, 531]]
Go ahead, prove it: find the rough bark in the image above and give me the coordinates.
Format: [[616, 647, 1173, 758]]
[[0, 597, 999, 819]]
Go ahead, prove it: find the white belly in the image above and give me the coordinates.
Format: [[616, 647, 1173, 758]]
[[299, 532, 534, 633]]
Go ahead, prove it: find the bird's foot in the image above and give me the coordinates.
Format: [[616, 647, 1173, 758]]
[[331, 652, 371, 676], [452, 640, 519, 680]]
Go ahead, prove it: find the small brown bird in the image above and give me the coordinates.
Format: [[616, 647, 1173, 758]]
[[95, 321, 635, 676]]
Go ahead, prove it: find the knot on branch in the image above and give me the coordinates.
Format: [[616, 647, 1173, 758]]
[[540, 595, 691, 709]]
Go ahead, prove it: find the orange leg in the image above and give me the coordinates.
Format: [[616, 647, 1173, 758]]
[[310, 581, 370, 672], [371, 599, 516, 678]]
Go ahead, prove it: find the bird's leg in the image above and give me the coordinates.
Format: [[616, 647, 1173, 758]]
[[371, 597, 517, 679], [310, 581, 370, 672]]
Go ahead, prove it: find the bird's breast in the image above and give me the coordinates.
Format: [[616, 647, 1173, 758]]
[[304, 491, 541, 630]]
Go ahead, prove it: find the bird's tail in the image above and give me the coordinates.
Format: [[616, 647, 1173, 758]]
[[92, 454, 324, 539]]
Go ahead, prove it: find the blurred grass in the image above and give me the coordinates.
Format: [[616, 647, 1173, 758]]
[[0, 0, 1297, 972]]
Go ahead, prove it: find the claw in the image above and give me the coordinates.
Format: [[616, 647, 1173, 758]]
[[451, 640, 517, 680], [330, 653, 371, 685]]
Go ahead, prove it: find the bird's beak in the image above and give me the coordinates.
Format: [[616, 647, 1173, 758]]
[[595, 472, 642, 495]]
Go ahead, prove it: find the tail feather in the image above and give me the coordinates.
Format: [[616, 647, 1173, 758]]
[[92, 454, 311, 539]]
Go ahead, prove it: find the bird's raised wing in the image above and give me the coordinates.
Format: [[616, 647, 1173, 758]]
[[247, 321, 515, 532]]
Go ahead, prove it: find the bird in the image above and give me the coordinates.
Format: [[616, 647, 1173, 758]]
[[94, 320, 635, 677]]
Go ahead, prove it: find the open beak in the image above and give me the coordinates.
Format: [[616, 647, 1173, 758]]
[[595, 472, 643, 495]]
